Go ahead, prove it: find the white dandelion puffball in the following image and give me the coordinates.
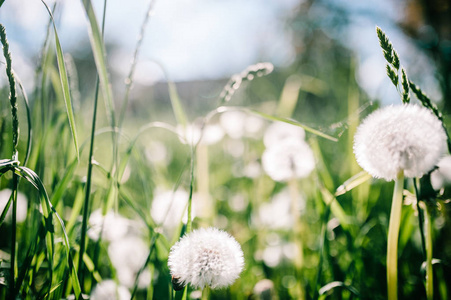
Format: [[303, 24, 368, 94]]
[[168, 227, 244, 289], [262, 139, 315, 182], [431, 155, 451, 190], [354, 104, 447, 181]]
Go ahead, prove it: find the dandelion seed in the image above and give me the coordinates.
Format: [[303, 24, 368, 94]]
[[168, 227, 244, 289], [353, 104, 447, 181], [262, 139, 315, 182]]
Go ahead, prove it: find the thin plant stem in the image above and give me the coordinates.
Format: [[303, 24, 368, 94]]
[[78, 0, 108, 288], [387, 171, 404, 300], [413, 178, 427, 260], [186, 146, 195, 234], [424, 203, 433, 300], [118, 0, 157, 127], [10, 176, 18, 297]]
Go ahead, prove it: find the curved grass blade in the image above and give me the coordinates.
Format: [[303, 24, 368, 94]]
[[40, 0, 79, 160], [0, 190, 13, 226], [204, 106, 338, 142], [14, 166, 82, 298], [14, 73, 32, 167], [319, 281, 360, 297]]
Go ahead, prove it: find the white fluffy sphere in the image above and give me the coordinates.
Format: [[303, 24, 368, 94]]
[[168, 227, 244, 289], [353, 104, 447, 181]]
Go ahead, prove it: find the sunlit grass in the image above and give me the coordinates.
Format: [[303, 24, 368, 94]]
[[0, 2, 450, 300]]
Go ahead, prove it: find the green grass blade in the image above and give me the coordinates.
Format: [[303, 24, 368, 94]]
[[14, 166, 82, 298], [80, 0, 116, 127], [168, 81, 188, 127], [40, 0, 79, 160], [335, 171, 373, 196]]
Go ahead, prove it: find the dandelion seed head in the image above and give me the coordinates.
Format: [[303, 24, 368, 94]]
[[354, 104, 447, 181], [168, 227, 244, 289], [262, 139, 315, 181]]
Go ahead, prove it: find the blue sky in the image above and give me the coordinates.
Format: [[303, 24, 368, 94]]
[[0, 0, 441, 105]]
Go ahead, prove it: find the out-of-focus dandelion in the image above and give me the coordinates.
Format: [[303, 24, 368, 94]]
[[430, 155, 451, 191], [253, 279, 276, 300], [108, 236, 150, 288], [255, 188, 305, 230], [262, 139, 315, 182], [168, 227, 244, 290], [353, 104, 447, 300], [151, 188, 194, 237], [88, 209, 131, 242], [220, 111, 265, 140], [90, 279, 131, 300], [145, 140, 171, 165], [0, 189, 27, 223], [263, 121, 305, 148]]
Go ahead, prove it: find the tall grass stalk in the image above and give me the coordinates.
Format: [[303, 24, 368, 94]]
[[119, 0, 157, 127], [78, 0, 108, 288], [387, 171, 404, 300], [1, 23, 20, 298]]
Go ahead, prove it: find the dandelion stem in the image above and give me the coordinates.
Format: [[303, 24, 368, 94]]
[[186, 146, 195, 234], [425, 203, 433, 300], [202, 286, 210, 300], [387, 170, 404, 300]]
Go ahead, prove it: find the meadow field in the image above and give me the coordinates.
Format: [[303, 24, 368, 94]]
[[0, 0, 450, 299]]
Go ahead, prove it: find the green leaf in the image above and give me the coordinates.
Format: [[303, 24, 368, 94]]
[[41, 0, 79, 160]]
